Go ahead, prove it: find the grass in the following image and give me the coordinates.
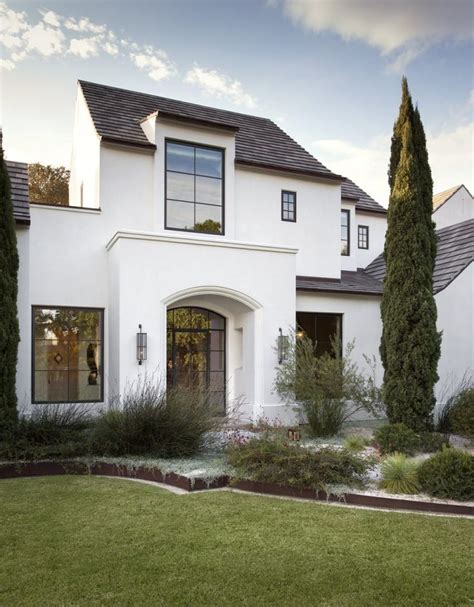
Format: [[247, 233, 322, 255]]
[[1, 477, 473, 606]]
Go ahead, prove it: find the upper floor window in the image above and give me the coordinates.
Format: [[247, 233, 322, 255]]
[[281, 190, 296, 222], [165, 140, 224, 235], [358, 225, 369, 249], [341, 209, 350, 256], [32, 306, 104, 403]]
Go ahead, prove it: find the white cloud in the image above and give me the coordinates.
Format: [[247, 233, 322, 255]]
[[41, 10, 61, 28], [278, 0, 473, 70], [69, 36, 100, 59], [23, 22, 65, 56], [185, 66, 256, 108], [63, 16, 105, 34], [0, 58, 15, 70], [311, 122, 474, 205], [130, 47, 176, 81], [104, 42, 119, 56]]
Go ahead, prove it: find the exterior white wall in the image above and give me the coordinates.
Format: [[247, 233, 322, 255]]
[[69, 88, 101, 208], [433, 186, 473, 230], [16, 226, 30, 409], [296, 291, 384, 386], [355, 211, 387, 267], [435, 264, 474, 398], [235, 168, 342, 278]]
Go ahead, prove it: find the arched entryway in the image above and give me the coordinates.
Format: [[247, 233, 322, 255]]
[[166, 307, 226, 412]]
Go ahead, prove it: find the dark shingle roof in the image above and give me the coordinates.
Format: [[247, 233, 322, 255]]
[[365, 219, 474, 294], [342, 178, 387, 214], [296, 269, 383, 296], [6, 160, 30, 225], [79, 80, 342, 182]]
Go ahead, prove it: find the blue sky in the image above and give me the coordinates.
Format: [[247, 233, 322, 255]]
[[1, 0, 473, 204]]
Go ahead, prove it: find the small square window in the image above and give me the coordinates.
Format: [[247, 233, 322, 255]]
[[281, 190, 296, 222], [358, 225, 369, 249]]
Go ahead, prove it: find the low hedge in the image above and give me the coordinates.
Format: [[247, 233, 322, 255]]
[[418, 448, 474, 501], [227, 436, 372, 492], [374, 423, 448, 456]]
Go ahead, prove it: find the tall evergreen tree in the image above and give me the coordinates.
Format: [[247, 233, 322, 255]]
[[0, 137, 19, 432], [380, 80, 441, 431]]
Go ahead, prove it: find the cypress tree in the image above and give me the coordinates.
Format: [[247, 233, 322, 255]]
[[380, 80, 441, 431], [0, 137, 19, 432]]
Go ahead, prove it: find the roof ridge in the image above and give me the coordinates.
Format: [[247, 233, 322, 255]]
[[78, 79, 274, 123]]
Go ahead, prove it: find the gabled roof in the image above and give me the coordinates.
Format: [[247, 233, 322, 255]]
[[365, 218, 474, 294], [78, 80, 387, 214], [6, 160, 30, 226], [432, 185, 464, 211], [296, 269, 383, 296]]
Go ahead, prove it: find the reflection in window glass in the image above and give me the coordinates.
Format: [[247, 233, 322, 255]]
[[166, 141, 224, 234], [341, 210, 350, 256], [167, 307, 226, 413], [33, 307, 103, 403], [296, 312, 342, 358]]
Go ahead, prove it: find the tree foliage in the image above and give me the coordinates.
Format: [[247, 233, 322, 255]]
[[0, 142, 19, 431], [381, 78, 441, 431], [28, 163, 69, 205]]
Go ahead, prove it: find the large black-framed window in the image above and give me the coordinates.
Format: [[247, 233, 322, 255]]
[[32, 306, 104, 404], [296, 312, 342, 358], [281, 190, 296, 222], [341, 209, 350, 256], [165, 140, 224, 235], [358, 225, 369, 249], [167, 307, 226, 413]]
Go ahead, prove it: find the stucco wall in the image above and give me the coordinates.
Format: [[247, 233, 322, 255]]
[[354, 211, 387, 268], [235, 168, 342, 278], [435, 264, 474, 399]]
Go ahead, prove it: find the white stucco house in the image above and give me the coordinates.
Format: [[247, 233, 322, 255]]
[[7, 81, 474, 421]]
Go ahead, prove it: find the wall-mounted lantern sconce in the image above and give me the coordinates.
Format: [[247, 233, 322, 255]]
[[296, 328, 305, 340], [136, 324, 147, 365], [278, 327, 289, 364]]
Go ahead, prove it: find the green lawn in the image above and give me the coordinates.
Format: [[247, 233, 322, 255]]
[[1, 477, 473, 606]]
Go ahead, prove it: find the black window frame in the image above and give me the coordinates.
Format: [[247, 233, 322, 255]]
[[341, 209, 350, 256], [358, 225, 369, 249], [166, 306, 226, 413], [281, 190, 297, 222], [164, 139, 225, 236], [31, 305, 105, 405]]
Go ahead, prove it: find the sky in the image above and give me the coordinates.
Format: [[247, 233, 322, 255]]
[[1, 0, 473, 206]]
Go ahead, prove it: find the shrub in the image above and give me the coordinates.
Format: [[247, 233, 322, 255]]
[[274, 335, 382, 437], [90, 380, 223, 458], [227, 436, 371, 492], [374, 423, 420, 455], [379, 453, 420, 494], [0, 404, 92, 460], [436, 374, 473, 434], [418, 431, 449, 453], [418, 448, 474, 501], [344, 435, 369, 452], [450, 388, 474, 438]]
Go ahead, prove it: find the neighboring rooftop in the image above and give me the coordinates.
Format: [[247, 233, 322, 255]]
[[6, 160, 30, 226], [365, 218, 474, 294], [79, 80, 387, 214], [432, 185, 464, 211]]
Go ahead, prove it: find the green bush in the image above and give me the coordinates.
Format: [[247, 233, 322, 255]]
[[90, 381, 223, 458], [0, 404, 91, 460], [379, 453, 420, 494], [418, 448, 474, 501], [436, 376, 473, 434], [450, 388, 474, 437], [344, 435, 369, 452], [374, 423, 420, 455], [418, 431, 449, 453], [227, 436, 371, 492]]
